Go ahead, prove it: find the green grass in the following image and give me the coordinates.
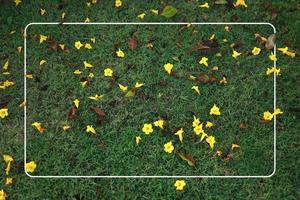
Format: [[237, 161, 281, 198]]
[[0, 0, 300, 199]]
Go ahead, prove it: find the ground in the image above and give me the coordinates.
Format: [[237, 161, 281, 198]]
[[0, 0, 299, 199]]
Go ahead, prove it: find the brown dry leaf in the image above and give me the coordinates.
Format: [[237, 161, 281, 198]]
[[48, 38, 58, 51], [90, 107, 105, 117], [239, 123, 249, 129], [197, 73, 218, 83], [259, 119, 270, 124], [176, 151, 196, 167], [265, 34, 276, 50], [128, 33, 138, 50], [190, 39, 218, 54], [68, 106, 76, 119]]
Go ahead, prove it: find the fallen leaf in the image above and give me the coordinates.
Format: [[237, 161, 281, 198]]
[[197, 73, 218, 83], [265, 34, 276, 50], [160, 5, 178, 18], [68, 106, 76, 119], [48, 38, 58, 51], [239, 123, 249, 129], [176, 151, 196, 167], [190, 39, 218, 54], [90, 107, 105, 117], [127, 32, 138, 50]]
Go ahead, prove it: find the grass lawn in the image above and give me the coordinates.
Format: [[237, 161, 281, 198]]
[[0, 0, 300, 199]]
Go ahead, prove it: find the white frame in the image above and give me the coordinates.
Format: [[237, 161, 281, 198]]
[[24, 22, 277, 178]]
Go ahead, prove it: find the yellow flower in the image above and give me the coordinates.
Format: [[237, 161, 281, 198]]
[[25, 161, 37, 173], [263, 111, 273, 121], [62, 125, 71, 131], [14, 0, 22, 6], [164, 63, 173, 75], [216, 150, 222, 156], [224, 26, 230, 32], [83, 61, 93, 68], [86, 125, 96, 134], [154, 119, 164, 129], [90, 37, 96, 43], [59, 44, 65, 50], [3, 155, 13, 175], [266, 67, 280, 75], [232, 50, 241, 59], [142, 123, 153, 135], [118, 83, 128, 92], [137, 13, 146, 20], [73, 99, 80, 108], [150, 9, 159, 15], [231, 144, 240, 150], [199, 2, 209, 8], [273, 108, 283, 115], [205, 121, 214, 128], [61, 12, 66, 19], [115, 0, 122, 7], [0, 190, 7, 200], [199, 57, 209, 67], [278, 47, 295, 58], [234, 0, 247, 7], [210, 104, 221, 115], [164, 141, 174, 153], [40, 8, 46, 16], [17, 46, 22, 53], [84, 17, 90, 23], [192, 115, 200, 127], [193, 124, 204, 135], [84, 43, 92, 49], [5, 177, 13, 185], [88, 73, 94, 79], [192, 85, 200, 95], [0, 108, 8, 119], [135, 82, 144, 88], [73, 69, 82, 75], [104, 68, 113, 77], [88, 94, 104, 101], [39, 34, 47, 44], [135, 136, 141, 145], [2, 60, 9, 70], [75, 41, 83, 49], [252, 47, 261, 55], [200, 131, 208, 142], [206, 136, 216, 149], [174, 180, 186, 191], [32, 122, 45, 133], [116, 48, 125, 58], [26, 74, 32, 79], [269, 52, 277, 62], [39, 59, 46, 66], [175, 128, 184, 143]]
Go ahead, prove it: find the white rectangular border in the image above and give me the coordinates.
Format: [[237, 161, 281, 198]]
[[24, 22, 276, 178]]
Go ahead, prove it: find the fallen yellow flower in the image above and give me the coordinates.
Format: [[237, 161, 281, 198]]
[[86, 125, 96, 134], [210, 104, 221, 115], [164, 141, 174, 153], [164, 63, 173, 75], [25, 161, 37, 173], [32, 122, 45, 133], [142, 123, 153, 135], [116, 48, 125, 58], [0, 108, 8, 119], [192, 85, 200, 95], [104, 68, 113, 77], [175, 128, 184, 143], [206, 135, 216, 149], [174, 180, 186, 191], [73, 99, 80, 108], [154, 119, 164, 129], [199, 57, 209, 67], [39, 34, 47, 44]]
